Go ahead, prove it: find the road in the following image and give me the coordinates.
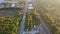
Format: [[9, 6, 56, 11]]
[[18, 0, 28, 34], [33, 0, 52, 34]]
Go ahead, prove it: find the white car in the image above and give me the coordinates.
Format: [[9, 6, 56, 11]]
[[28, 7, 34, 9], [29, 4, 32, 7], [28, 4, 32, 7], [11, 3, 16, 7], [28, 4, 34, 10]]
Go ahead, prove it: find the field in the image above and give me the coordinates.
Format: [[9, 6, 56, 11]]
[[37, 0, 60, 34], [0, 8, 24, 34]]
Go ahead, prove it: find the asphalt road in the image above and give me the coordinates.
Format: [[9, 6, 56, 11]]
[[18, 0, 28, 34], [33, 0, 52, 34]]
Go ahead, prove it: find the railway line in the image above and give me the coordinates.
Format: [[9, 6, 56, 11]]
[[33, 0, 52, 34]]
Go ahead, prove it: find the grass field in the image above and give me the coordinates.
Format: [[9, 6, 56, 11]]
[[0, 9, 24, 34], [37, 0, 60, 34]]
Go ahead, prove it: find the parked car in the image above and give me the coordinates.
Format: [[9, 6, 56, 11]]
[[28, 4, 34, 10]]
